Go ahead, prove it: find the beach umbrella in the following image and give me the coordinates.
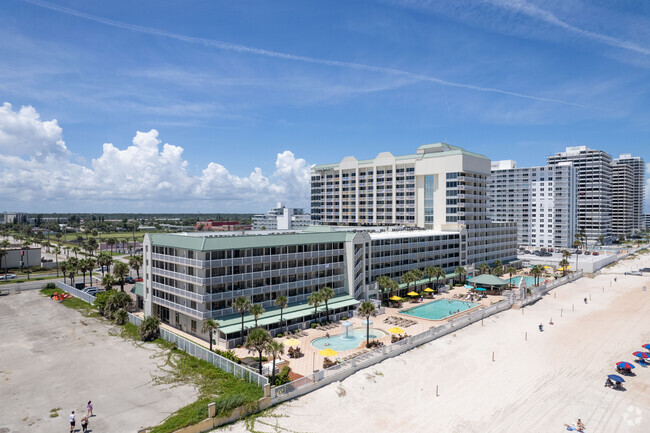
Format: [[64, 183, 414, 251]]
[[633, 351, 650, 359], [283, 338, 301, 347], [389, 296, 402, 301], [475, 287, 487, 291], [642, 344, 650, 350], [387, 326, 405, 334], [616, 362, 634, 369], [607, 374, 625, 383], [407, 291, 419, 297], [424, 288, 434, 293], [319, 348, 337, 357]]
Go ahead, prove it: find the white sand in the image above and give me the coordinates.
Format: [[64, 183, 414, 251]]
[[224, 253, 650, 433]]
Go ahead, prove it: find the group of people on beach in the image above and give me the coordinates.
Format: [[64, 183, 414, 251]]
[[564, 418, 585, 431], [69, 401, 93, 432]]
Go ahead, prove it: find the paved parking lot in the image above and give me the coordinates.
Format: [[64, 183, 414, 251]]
[[0, 290, 196, 432]]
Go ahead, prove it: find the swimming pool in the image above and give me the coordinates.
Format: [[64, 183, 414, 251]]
[[311, 328, 386, 351], [508, 276, 537, 286], [400, 299, 479, 320]]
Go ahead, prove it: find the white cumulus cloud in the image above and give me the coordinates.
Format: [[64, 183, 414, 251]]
[[0, 102, 311, 212]]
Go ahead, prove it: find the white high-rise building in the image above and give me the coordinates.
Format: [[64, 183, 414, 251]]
[[489, 160, 577, 248], [547, 146, 613, 246], [311, 143, 517, 266], [612, 154, 645, 236], [252, 202, 311, 230]]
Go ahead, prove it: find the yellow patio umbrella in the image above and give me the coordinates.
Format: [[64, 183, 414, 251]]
[[423, 288, 434, 292], [544, 266, 552, 269], [407, 291, 419, 297], [387, 326, 405, 334], [319, 348, 338, 357], [283, 338, 301, 347], [389, 295, 402, 301]]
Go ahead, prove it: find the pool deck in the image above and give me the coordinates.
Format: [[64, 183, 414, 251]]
[[232, 285, 504, 377]]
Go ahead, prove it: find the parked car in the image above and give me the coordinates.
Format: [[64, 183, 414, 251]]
[[135, 277, 143, 282], [584, 251, 591, 255], [124, 276, 135, 284], [533, 251, 541, 256], [548, 248, 554, 253], [540, 248, 547, 253], [82, 286, 99, 296], [574, 250, 582, 255], [94, 266, 109, 273], [524, 250, 532, 255], [592, 252, 599, 256], [2, 274, 17, 280], [541, 252, 552, 257], [639, 267, 650, 272], [624, 271, 643, 276]]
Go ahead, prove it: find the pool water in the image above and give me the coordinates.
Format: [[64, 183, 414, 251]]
[[508, 276, 537, 286], [311, 328, 386, 351], [400, 299, 479, 320]]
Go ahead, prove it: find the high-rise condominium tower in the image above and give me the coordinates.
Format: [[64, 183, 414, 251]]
[[612, 154, 645, 237], [547, 146, 612, 246]]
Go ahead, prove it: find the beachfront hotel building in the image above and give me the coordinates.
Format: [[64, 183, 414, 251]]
[[488, 160, 578, 248], [142, 226, 466, 348], [310, 143, 517, 266], [612, 154, 645, 237], [252, 202, 312, 231], [547, 146, 613, 246]]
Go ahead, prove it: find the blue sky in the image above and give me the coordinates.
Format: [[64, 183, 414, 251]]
[[1, 0, 649, 212]]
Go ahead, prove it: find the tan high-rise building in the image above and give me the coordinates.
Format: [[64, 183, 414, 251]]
[[613, 154, 645, 237]]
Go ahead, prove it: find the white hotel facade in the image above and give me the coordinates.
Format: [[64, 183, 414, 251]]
[[140, 143, 517, 348], [488, 160, 578, 248]]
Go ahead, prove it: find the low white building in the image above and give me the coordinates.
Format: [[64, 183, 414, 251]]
[[252, 202, 311, 230], [0, 247, 41, 270]]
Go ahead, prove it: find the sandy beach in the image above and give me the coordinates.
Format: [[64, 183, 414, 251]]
[[225, 253, 650, 433]]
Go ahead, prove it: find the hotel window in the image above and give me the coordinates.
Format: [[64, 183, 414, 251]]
[[424, 175, 435, 229]]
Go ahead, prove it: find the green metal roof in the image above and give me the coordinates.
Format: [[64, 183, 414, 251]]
[[148, 230, 355, 251], [468, 274, 509, 286], [131, 282, 144, 297], [217, 294, 359, 335]]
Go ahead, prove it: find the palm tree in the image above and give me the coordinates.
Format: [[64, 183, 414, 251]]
[[72, 246, 80, 259], [60, 261, 68, 285], [357, 301, 377, 347], [265, 340, 284, 384], [250, 304, 266, 328], [505, 266, 516, 286], [376, 276, 392, 305], [558, 258, 570, 276], [562, 249, 572, 260], [107, 237, 117, 255], [202, 319, 219, 351], [53, 246, 61, 277], [102, 274, 115, 291], [274, 295, 288, 334], [455, 266, 466, 284], [233, 296, 251, 341], [530, 265, 544, 286], [410, 269, 423, 292], [598, 235, 604, 246], [97, 251, 113, 275], [138, 316, 160, 341], [86, 257, 96, 284], [478, 263, 490, 275], [424, 266, 436, 287], [573, 240, 582, 269], [308, 291, 324, 323], [66, 257, 79, 285], [245, 328, 272, 376], [319, 286, 335, 322], [401, 270, 415, 296], [432, 266, 446, 290], [22, 240, 31, 280], [492, 265, 504, 277], [112, 261, 129, 291], [79, 258, 89, 285], [0, 248, 7, 282], [129, 255, 143, 278]]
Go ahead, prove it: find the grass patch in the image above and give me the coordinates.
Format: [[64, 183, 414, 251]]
[[1, 275, 64, 285], [49, 407, 61, 418], [148, 346, 263, 433], [120, 321, 140, 340], [39, 287, 97, 315]]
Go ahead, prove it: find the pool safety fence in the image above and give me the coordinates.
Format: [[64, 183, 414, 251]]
[[518, 270, 583, 308], [55, 281, 268, 388]]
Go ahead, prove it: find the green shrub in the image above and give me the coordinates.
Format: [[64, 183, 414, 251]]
[[310, 323, 318, 329], [274, 366, 291, 386], [43, 282, 56, 291], [213, 348, 240, 363], [139, 316, 160, 341], [93, 290, 116, 315], [341, 316, 348, 321], [114, 309, 128, 325], [275, 333, 283, 338]]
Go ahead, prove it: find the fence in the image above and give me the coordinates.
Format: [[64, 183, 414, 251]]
[[518, 270, 583, 307], [270, 300, 512, 404], [56, 281, 269, 388]]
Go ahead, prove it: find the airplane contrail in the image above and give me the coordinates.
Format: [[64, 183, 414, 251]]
[[22, 0, 609, 111]]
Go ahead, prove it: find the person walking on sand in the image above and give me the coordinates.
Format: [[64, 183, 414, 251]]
[[80, 415, 89, 432], [576, 418, 585, 431], [69, 411, 75, 432], [584, 297, 588, 304], [86, 400, 93, 417]]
